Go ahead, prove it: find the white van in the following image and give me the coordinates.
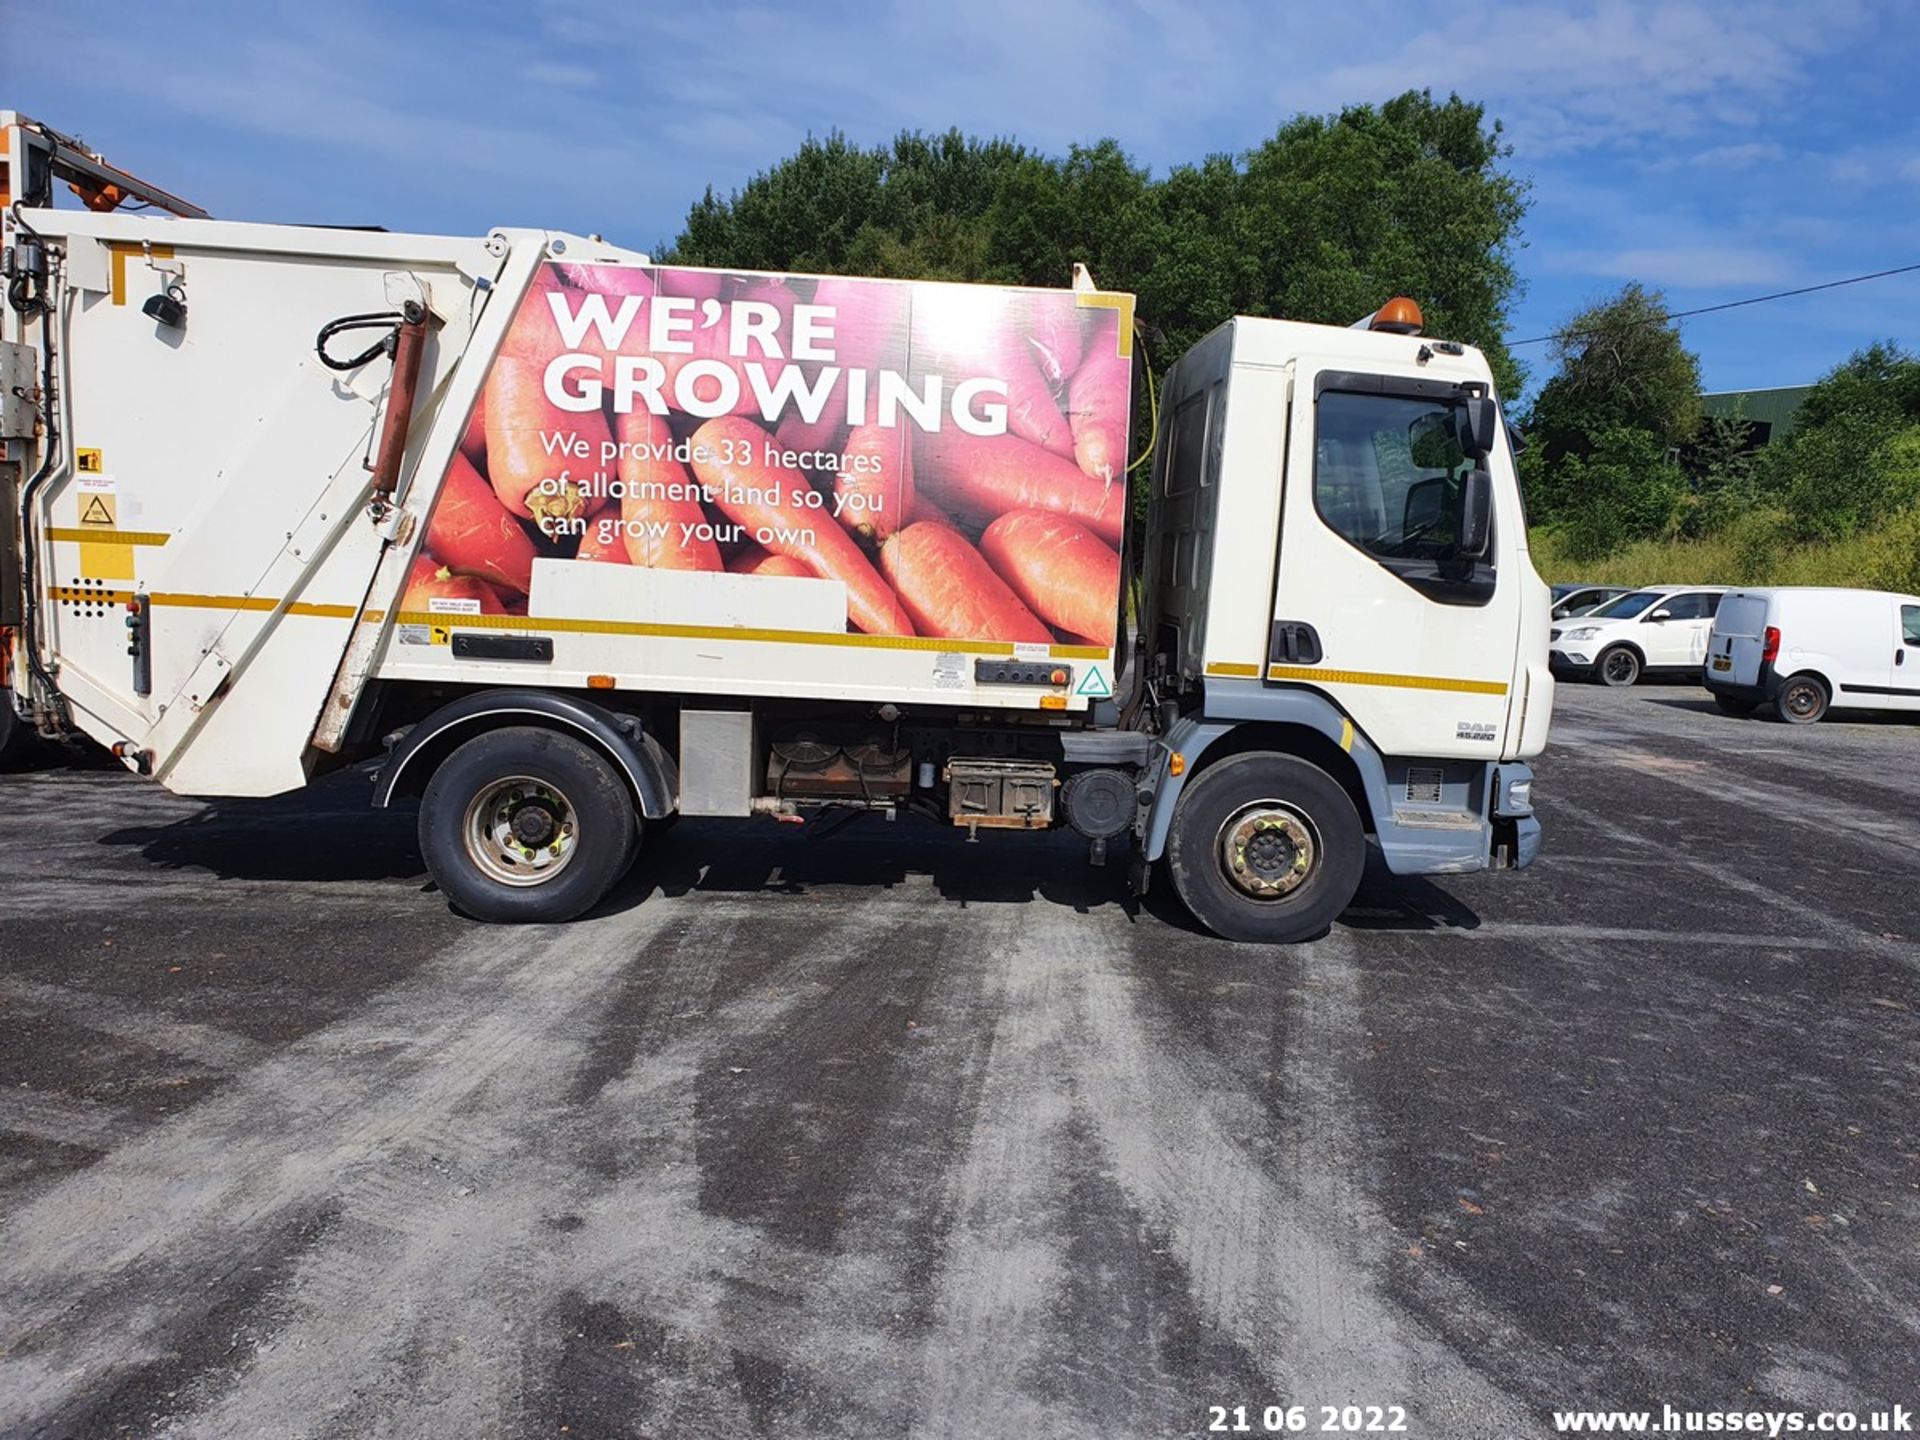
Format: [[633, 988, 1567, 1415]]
[[1705, 588, 1920, 723]]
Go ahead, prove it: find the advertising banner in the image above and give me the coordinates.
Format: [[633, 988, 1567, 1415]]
[[408, 263, 1134, 656]]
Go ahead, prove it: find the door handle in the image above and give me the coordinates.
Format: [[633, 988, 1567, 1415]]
[[1899, 650, 1906, 666]]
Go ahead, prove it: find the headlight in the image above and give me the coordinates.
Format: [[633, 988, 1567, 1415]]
[[1507, 778, 1532, 810], [1564, 626, 1601, 641]]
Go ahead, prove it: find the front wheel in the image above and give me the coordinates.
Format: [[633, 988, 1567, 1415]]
[[1774, 673, 1829, 725], [419, 726, 638, 922], [1166, 752, 1365, 944], [1595, 646, 1641, 687]]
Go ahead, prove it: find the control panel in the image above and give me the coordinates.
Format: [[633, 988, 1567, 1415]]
[[974, 659, 1071, 687]]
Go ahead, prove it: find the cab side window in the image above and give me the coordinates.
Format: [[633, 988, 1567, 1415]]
[[1653, 593, 1711, 621], [1903, 605, 1920, 646], [1313, 391, 1483, 565]]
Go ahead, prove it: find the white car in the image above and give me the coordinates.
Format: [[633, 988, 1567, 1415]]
[[1548, 585, 1729, 687], [1705, 587, 1920, 723]]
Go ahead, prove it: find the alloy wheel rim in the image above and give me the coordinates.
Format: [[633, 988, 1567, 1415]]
[[462, 775, 579, 887]]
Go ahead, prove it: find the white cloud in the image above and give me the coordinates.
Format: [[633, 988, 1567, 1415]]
[[1285, 0, 1868, 156], [1687, 142, 1786, 169], [1549, 244, 1791, 288]]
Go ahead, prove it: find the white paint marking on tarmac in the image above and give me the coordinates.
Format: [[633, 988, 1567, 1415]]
[[1404, 922, 1886, 952], [909, 914, 1088, 1440], [0, 1089, 142, 1150], [1058, 911, 1546, 1435], [0, 976, 268, 1071], [0, 902, 682, 1436], [1547, 793, 1917, 966]]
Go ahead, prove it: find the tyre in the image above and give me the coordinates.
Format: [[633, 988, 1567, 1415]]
[[1774, 673, 1829, 725], [1714, 694, 1758, 717], [0, 688, 21, 767], [1166, 751, 1365, 944], [419, 726, 638, 922], [1595, 645, 1641, 687]]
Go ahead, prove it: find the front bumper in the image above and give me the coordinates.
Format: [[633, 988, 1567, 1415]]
[[1548, 648, 1595, 677], [1491, 762, 1539, 869]]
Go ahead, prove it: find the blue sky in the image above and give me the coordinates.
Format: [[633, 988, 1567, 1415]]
[[19, 0, 1920, 398]]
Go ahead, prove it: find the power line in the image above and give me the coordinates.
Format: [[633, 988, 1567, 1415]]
[[1509, 261, 1920, 347]]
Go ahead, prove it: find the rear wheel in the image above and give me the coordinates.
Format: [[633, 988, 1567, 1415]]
[[1714, 694, 1759, 717], [1774, 673, 1829, 725], [419, 726, 638, 922], [1595, 646, 1641, 687], [1166, 752, 1364, 944]]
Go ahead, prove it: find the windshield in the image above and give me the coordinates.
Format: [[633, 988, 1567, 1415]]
[[1587, 590, 1661, 620]]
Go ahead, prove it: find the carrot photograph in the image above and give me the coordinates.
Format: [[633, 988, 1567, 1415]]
[[729, 544, 813, 578], [573, 521, 632, 564], [979, 509, 1120, 645], [400, 552, 507, 615], [909, 289, 1073, 458], [1022, 298, 1086, 389], [834, 422, 914, 543], [879, 521, 1052, 644], [689, 415, 915, 636], [611, 410, 724, 571], [1067, 321, 1132, 484], [458, 392, 487, 470], [426, 452, 540, 596], [482, 354, 612, 529], [915, 429, 1127, 545]]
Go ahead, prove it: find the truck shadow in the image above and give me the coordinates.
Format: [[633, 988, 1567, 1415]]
[[95, 770, 431, 883], [93, 784, 1482, 936], [1642, 694, 1920, 728]]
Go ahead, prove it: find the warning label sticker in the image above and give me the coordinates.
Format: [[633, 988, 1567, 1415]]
[[78, 493, 117, 527], [1076, 667, 1112, 697], [76, 448, 105, 475]]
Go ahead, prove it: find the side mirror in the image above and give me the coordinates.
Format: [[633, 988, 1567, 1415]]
[[1647, 609, 1672, 623], [1458, 468, 1491, 559], [1460, 396, 1499, 457]]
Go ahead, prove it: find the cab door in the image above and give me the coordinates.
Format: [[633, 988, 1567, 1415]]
[[1889, 602, 1920, 710], [1267, 364, 1524, 759]]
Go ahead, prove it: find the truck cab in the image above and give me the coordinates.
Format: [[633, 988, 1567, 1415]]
[[1127, 307, 1551, 939]]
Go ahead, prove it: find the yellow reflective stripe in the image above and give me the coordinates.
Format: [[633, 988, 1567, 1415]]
[[40, 585, 1104, 657], [1203, 661, 1261, 678], [45, 587, 355, 619], [46, 528, 170, 547], [392, 609, 1104, 659], [1265, 663, 1508, 696], [1074, 291, 1136, 358], [1339, 717, 1354, 751]]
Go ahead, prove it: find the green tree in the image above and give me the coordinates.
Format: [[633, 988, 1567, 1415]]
[[660, 91, 1529, 395], [1681, 410, 1758, 536], [1542, 426, 1690, 561], [1752, 343, 1920, 540], [1523, 283, 1702, 469]]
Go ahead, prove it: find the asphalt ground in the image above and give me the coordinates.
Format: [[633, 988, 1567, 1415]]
[[0, 682, 1915, 1439]]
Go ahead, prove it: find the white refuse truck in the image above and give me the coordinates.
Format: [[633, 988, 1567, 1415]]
[[0, 113, 1552, 941]]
